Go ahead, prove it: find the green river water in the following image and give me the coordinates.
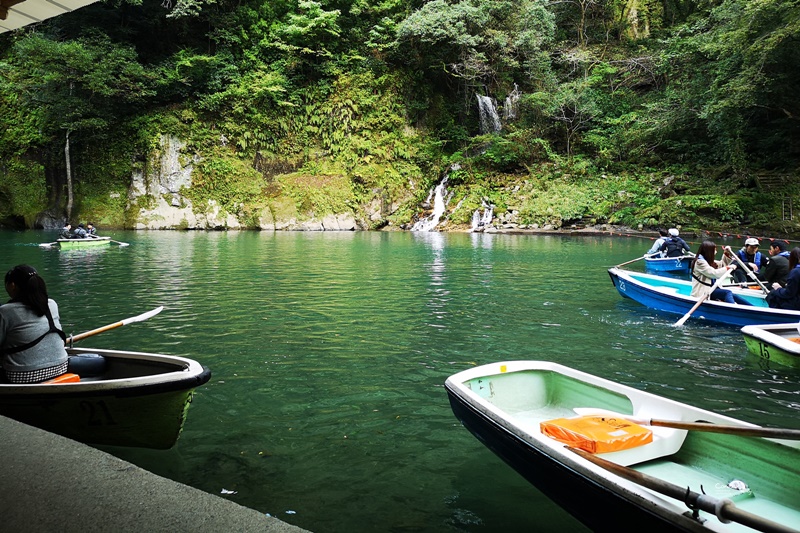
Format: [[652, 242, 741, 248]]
[[2, 230, 798, 532]]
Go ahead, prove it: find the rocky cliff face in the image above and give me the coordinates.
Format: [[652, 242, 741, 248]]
[[128, 135, 361, 230]]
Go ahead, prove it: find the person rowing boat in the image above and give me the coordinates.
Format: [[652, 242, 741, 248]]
[[690, 241, 751, 305]]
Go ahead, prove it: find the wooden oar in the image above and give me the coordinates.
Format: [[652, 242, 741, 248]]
[[573, 408, 800, 440], [727, 248, 769, 294], [89, 234, 129, 247], [616, 256, 646, 268], [66, 306, 163, 344], [673, 274, 729, 327], [568, 447, 799, 533], [39, 241, 58, 248]]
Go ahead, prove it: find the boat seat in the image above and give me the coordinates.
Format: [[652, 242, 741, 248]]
[[593, 425, 688, 467], [67, 353, 107, 377]]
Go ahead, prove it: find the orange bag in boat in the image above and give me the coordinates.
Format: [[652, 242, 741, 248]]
[[43, 373, 80, 384], [540, 415, 652, 454]]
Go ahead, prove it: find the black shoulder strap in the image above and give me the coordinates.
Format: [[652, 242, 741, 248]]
[[1, 308, 66, 356], [691, 273, 713, 287]]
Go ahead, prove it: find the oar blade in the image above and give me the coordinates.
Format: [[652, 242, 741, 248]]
[[121, 306, 164, 325]]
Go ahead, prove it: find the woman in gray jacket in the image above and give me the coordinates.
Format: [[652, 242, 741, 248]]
[[0, 265, 69, 383]]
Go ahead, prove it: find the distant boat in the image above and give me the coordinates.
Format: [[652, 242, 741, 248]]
[[56, 236, 111, 249], [608, 267, 800, 326], [741, 323, 800, 369], [446, 360, 800, 532], [0, 347, 211, 449], [644, 253, 694, 275]]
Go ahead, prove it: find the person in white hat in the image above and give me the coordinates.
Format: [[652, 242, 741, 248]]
[[658, 228, 691, 258], [731, 237, 766, 283]]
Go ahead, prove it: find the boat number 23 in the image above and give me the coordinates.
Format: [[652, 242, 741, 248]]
[[80, 400, 118, 426]]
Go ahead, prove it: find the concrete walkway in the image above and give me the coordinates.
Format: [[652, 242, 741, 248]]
[[0, 416, 309, 533]]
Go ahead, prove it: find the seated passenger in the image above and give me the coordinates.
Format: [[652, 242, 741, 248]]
[[59, 224, 72, 239], [659, 228, 691, 258], [766, 248, 800, 310], [690, 241, 751, 305], [758, 240, 790, 289], [646, 229, 669, 257], [731, 237, 767, 284], [0, 265, 69, 383], [72, 223, 87, 239]]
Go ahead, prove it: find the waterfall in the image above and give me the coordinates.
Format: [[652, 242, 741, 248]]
[[504, 84, 521, 121], [470, 203, 494, 232], [476, 95, 501, 134], [411, 177, 450, 232]]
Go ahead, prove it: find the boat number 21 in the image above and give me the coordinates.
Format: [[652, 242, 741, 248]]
[[80, 400, 118, 426]]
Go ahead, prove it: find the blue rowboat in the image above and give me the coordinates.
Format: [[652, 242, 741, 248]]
[[608, 267, 800, 327], [446, 361, 800, 533], [644, 254, 694, 274]]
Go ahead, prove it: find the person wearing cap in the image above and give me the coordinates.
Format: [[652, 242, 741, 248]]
[[731, 237, 766, 284], [646, 229, 669, 257], [758, 240, 790, 288], [658, 228, 691, 258]]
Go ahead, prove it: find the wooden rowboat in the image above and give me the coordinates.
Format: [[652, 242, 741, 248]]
[[446, 361, 800, 533], [0, 347, 211, 449], [56, 236, 111, 249], [741, 323, 800, 369], [609, 267, 800, 327]]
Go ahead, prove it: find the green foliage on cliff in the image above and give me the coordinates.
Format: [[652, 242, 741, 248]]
[[0, 0, 797, 232]]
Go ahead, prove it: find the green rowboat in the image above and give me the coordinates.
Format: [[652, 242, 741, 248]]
[[447, 361, 800, 532], [741, 323, 800, 369], [56, 236, 111, 249]]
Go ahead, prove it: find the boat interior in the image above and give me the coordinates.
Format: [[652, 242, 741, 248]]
[[461, 368, 800, 527], [626, 271, 770, 307], [66, 351, 188, 381]]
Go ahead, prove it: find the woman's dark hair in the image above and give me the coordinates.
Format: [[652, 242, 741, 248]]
[[692, 241, 719, 270], [789, 248, 800, 270], [4, 264, 50, 316]]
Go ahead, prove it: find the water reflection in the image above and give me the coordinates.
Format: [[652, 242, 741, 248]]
[[0, 230, 797, 533]]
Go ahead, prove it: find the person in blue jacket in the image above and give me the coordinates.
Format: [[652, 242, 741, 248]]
[[731, 237, 767, 283], [646, 229, 669, 256], [766, 248, 800, 310]]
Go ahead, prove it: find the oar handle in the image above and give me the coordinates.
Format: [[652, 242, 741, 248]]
[[616, 256, 646, 268], [674, 274, 729, 327], [649, 419, 800, 440], [727, 248, 769, 294], [569, 448, 798, 533]]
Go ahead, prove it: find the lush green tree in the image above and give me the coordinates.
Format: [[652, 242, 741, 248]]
[[2, 34, 153, 218], [394, 0, 554, 94]]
